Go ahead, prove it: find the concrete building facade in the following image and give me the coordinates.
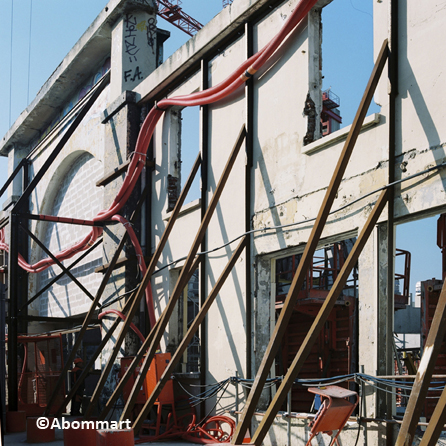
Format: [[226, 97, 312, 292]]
[[1, 0, 446, 444]]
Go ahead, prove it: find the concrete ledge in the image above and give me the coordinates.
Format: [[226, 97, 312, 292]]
[[302, 113, 381, 155], [134, 0, 280, 104], [2, 195, 20, 211], [101, 91, 138, 124]]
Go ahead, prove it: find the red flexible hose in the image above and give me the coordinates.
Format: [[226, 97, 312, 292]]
[[111, 214, 156, 329], [98, 309, 145, 342], [0, 0, 318, 320]]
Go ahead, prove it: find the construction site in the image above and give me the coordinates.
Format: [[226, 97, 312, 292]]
[[1, 0, 446, 444]]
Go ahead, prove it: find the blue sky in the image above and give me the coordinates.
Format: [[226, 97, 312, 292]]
[[0, 0, 441, 296]]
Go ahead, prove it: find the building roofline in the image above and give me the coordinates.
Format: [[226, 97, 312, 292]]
[[0, 0, 156, 157], [134, 0, 281, 104]]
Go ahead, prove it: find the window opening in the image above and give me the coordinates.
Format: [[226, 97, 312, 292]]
[[179, 106, 201, 203], [274, 239, 357, 412], [321, 1, 379, 132]]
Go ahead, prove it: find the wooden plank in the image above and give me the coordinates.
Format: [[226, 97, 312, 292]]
[[251, 189, 388, 445], [119, 125, 246, 422], [395, 279, 446, 446], [232, 40, 389, 444], [87, 153, 202, 419], [132, 236, 247, 433]]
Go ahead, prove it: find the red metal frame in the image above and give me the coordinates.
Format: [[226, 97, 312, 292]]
[[7, 334, 65, 416], [421, 279, 446, 419], [156, 0, 203, 36], [395, 248, 411, 308]]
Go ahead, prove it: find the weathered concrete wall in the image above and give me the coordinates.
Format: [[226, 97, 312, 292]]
[[144, 0, 446, 443], [2, 0, 446, 442], [26, 81, 109, 324]]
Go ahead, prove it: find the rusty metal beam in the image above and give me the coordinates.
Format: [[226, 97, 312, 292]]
[[55, 292, 134, 417], [44, 183, 147, 416], [419, 386, 446, 446], [251, 189, 389, 445], [86, 153, 202, 419], [98, 255, 202, 420], [119, 125, 246, 422], [395, 279, 446, 446], [232, 40, 389, 444], [133, 236, 247, 433]]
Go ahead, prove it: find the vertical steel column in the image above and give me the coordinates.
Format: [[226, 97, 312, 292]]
[[19, 160, 30, 335], [200, 57, 210, 419], [385, 0, 398, 443], [7, 213, 20, 411], [232, 39, 389, 445], [245, 21, 254, 382]]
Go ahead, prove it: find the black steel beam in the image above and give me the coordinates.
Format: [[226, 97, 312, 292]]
[[200, 57, 209, 420], [96, 158, 154, 187], [20, 238, 103, 311], [14, 73, 110, 211], [0, 159, 27, 199], [7, 214, 19, 411], [21, 225, 96, 302], [245, 21, 254, 381]]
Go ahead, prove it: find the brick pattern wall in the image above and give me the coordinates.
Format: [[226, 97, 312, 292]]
[[39, 153, 103, 317]]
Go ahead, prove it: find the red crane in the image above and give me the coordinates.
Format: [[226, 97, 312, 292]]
[[156, 0, 203, 36]]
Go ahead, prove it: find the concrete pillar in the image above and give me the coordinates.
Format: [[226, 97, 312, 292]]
[[110, 0, 158, 100], [358, 225, 387, 445]]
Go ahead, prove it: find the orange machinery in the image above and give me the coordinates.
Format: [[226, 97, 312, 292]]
[[120, 352, 176, 434]]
